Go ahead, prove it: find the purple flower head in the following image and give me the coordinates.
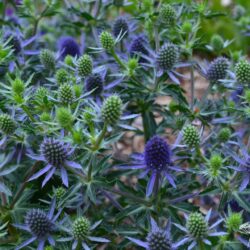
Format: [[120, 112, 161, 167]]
[[128, 217, 180, 250], [113, 17, 129, 38], [28, 138, 82, 187], [59, 36, 80, 58], [15, 199, 61, 250], [130, 35, 149, 63], [145, 136, 172, 173], [119, 135, 180, 197], [85, 73, 104, 95], [5, 34, 22, 55]]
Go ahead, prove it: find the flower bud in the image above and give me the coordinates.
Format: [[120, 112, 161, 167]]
[[40, 112, 51, 122], [0, 114, 15, 134], [187, 212, 208, 238], [56, 68, 68, 85], [182, 125, 200, 148], [159, 4, 177, 26], [56, 107, 73, 129], [181, 21, 192, 34], [40, 49, 55, 70], [217, 128, 231, 142], [59, 84, 75, 104], [210, 35, 224, 52], [77, 54, 92, 77], [146, 229, 172, 250], [226, 213, 242, 232], [72, 217, 90, 240], [101, 95, 122, 125], [209, 154, 222, 171], [207, 57, 229, 83], [12, 78, 25, 96], [100, 31, 115, 51], [54, 187, 66, 200], [64, 55, 74, 67], [235, 60, 250, 84]]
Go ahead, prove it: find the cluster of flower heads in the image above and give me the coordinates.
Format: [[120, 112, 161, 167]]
[[1, 1, 250, 250]]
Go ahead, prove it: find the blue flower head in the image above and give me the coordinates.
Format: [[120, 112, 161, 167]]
[[59, 36, 80, 58]]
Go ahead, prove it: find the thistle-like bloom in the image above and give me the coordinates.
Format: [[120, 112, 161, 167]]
[[61, 216, 109, 249], [15, 199, 61, 250], [128, 217, 181, 250], [174, 209, 226, 249], [28, 138, 82, 187], [120, 136, 180, 196], [129, 35, 149, 63], [226, 138, 250, 191], [112, 17, 129, 38], [58, 36, 80, 58]]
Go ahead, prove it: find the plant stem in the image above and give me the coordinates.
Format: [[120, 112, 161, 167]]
[[110, 49, 126, 70], [154, 25, 160, 51], [10, 161, 41, 209], [190, 63, 195, 111], [92, 123, 107, 151], [198, 239, 206, 250], [21, 104, 36, 122], [199, 83, 213, 108]]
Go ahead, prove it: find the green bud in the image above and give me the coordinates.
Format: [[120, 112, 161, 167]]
[[181, 21, 192, 34], [12, 78, 25, 96], [77, 54, 92, 77], [100, 31, 115, 51], [159, 4, 177, 26], [54, 187, 66, 200], [40, 112, 51, 122], [235, 60, 250, 84], [72, 217, 90, 240], [183, 125, 200, 148], [0, 114, 16, 134], [56, 107, 73, 129], [226, 213, 242, 232], [187, 212, 208, 238], [73, 84, 82, 99], [59, 84, 75, 104], [218, 128, 231, 142], [40, 49, 55, 70], [56, 68, 68, 85], [244, 90, 250, 103], [64, 55, 74, 67], [209, 154, 222, 171], [102, 95, 122, 125], [210, 35, 224, 52]]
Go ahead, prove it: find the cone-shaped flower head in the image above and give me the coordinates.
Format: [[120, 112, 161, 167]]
[[77, 54, 93, 77], [101, 95, 122, 125], [56, 68, 68, 85], [187, 212, 208, 238], [147, 229, 172, 250], [0, 114, 15, 134], [207, 57, 229, 83], [40, 49, 55, 70], [159, 4, 177, 25], [56, 107, 73, 129], [25, 209, 53, 238], [157, 44, 179, 71], [41, 138, 69, 167], [145, 136, 171, 172], [113, 17, 129, 38], [217, 128, 231, 142], [226, 213, 242, 232], [85, 73, 103, 95], [100, 31, 115, 51], [182, 125, 200, 148], [72, 217, 90, 240], [59, 36, 80, 58], [59, 83, 75, 104], [235, 60, 250, 84], [130, 35, 148, 63], [55, 187, 66, 200]]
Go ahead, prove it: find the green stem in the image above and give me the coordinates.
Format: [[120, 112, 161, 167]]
[[110, 49, 126, 70], [190, 64, 195, 111], [154, 25, 159, 51], [10, 161, 41, 209], [21, 104, 36, 122], [87, 159, 93, 182], [92, 124, 107, 151], [198, 239, 206, 250], [199, 83, 213, 108]]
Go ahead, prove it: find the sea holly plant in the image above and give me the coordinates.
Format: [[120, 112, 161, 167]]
[[1, 1, 250, 250]]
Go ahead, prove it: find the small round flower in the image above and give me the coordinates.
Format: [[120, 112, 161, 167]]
[[217, 128, 231, 142], [100, 31, 115, 51], [41, 138, 68, 167], [56, 68, 68, 85], [59, 84, 75, 104], [77, 54, 93, 77], [157, 44, 179, 72], [56, 107, 74, 129], [12, 78, 25, 95], [235, 60, 250, 84], [59, 36, 80, 58], [159, 4, 177, 25], [112, 17, 129, 38], [145, 136, 171, 172], [72, 217, 90, 240], [130, 35, 148, 63], [206, 57, 229, 83], [147, 229, 172, 250], [187, 212, 208, 238], [85, 73, 103, 95], [226, 213, 242, 232], [181, 21, 192, 34], [0, 114, 15, 134], [25, 209, 53, 238], [182, 125, 200, 148], [209, 154, 222, 171], [64, 55, 74, 67], [54, 187, 66, 200], [210, 35, 224, 52], [40, 112, 51, 122], [101, 95, 122, 125], [40, 49, 55, 70]]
